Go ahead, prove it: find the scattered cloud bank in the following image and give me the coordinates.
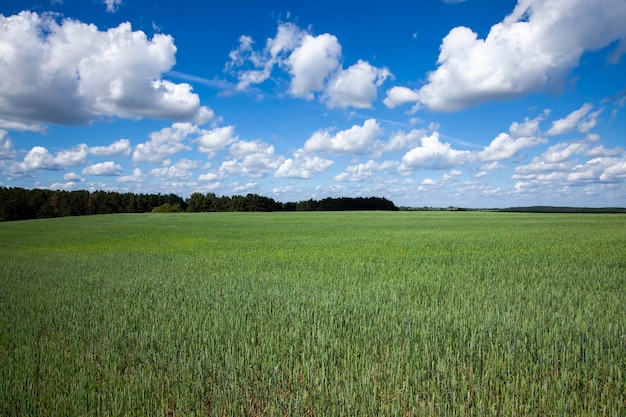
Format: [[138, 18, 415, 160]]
[[226, 23, 391, 109], [385, 0, 626, 112], [3, 97, 624, 206]]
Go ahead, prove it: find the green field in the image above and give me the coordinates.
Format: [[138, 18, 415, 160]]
[[1, 212, 624, 416]]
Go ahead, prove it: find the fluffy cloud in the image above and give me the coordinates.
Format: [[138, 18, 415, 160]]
[[377, 128, 427, 155], [334, 160, 399, 182], [304, 119, 381, 154], [547, 103, 602, 136], [150, 159, 198, 180], [287, 33, 342, 99], [82, 161, 123, 176], [103, 0, 122, 13], [227, 23, 388, 108], [513, 140, 626, 188], [400, 132, 473, 170], [8, 144, 88, 174], [274, 149, 334, 179], [514, 142, 590, 176], [89, 139, 132, 157], [0, 130, 16, 159], [0, 11, 211, 129], [197, 126, 239, 158], [479, 114, 547, 162], [324, 60, 391, 108], [383, 86, 421, 109], [385, 0, 626, 112], [133, 123, 196, 165], [220, 140, 284, 178], [118, 168, 144, 183]]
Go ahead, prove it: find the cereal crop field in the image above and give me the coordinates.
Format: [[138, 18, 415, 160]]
[[1, 212, 624, 416]]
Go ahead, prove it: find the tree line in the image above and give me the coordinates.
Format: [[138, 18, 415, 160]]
[[0, 187, 398, 221]]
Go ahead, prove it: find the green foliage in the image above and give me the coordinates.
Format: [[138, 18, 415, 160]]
[[1, 212, 624, 415], [151, 203, 183, 213], [1, 187, 399, 221]]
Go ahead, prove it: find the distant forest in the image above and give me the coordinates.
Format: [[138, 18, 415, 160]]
[[0, 187, 399, 221], [498, 206, 626, 214]]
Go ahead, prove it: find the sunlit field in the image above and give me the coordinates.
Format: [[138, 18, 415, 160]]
[[1, 212, 624, 416]]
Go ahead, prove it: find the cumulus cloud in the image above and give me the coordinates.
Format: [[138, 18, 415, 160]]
[[383, 86, 421, 109], [304, 119, 381, 154], [219, 140, 284, 178], [197, 126, 239, 158], [0, 11, 211, 129], [514, 142, 590, 176], [89, 139, 132, 156], [287, 33, 342, 99], [479, 114, 547, 162], [512, 141, 626, 189], [385, 0, 626, 112], [63, 172, 83, 182], [82, 161, 123, 176], [150, 159, 198, 180], [274, 149, 334, 179], [377, 128, 427, 155], [324, 60, 391, 108], [133, 123, 197, 165], [118, 168, 144, 183], [547, 103, 602, 136], [0, 130, 16, 159], [8, 144, 88, 174], [334, 160, 399, 182], [227, 23, 389, 108], [400, 132, 473, 170]]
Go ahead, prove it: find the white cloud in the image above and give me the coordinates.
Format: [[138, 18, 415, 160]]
[[324, 60, 391, 109], [0, 11, 211, 129], [400, 132, 473, 170], [421, 170, 463, 188], [287, 33, 342, 99], [514, 142, 588, 177], [304, 119, 381, 155], [197, 126, 239, 158], [8, 144, 88, 173], [150, 159, 197, 180], [220, 140, 284, 178], [378, 128, 427, 155], [82, 161, 123, 176], [198, 172, 222, 182], [227, 23, 388, 108], [479, 115, 547, 162], [133, 122, 196, 164], [0, 130, 16, 159], [103, 0, 122, 13], [63, 172, 83, 182], [383, 86, 421, 109], [227, 24, 304, 90], [547, 103, 603, 136], [274, 149, 334, 179], [89, 139, 132, 156], [385, 0, 626, 111], [228, 139, 272, 159], [479, 132, 545, 162], [117, 168, 144, 183], [512, 142, 626, 187], [55, 144, 89, 167], [334, 159, 399, 182], [600, 160, 626, 181]]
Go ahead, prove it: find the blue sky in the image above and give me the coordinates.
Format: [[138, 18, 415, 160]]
[[1, 0, 625, 207]]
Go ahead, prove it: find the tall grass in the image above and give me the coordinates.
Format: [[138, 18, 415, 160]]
[[1, 212, 624, 415]]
